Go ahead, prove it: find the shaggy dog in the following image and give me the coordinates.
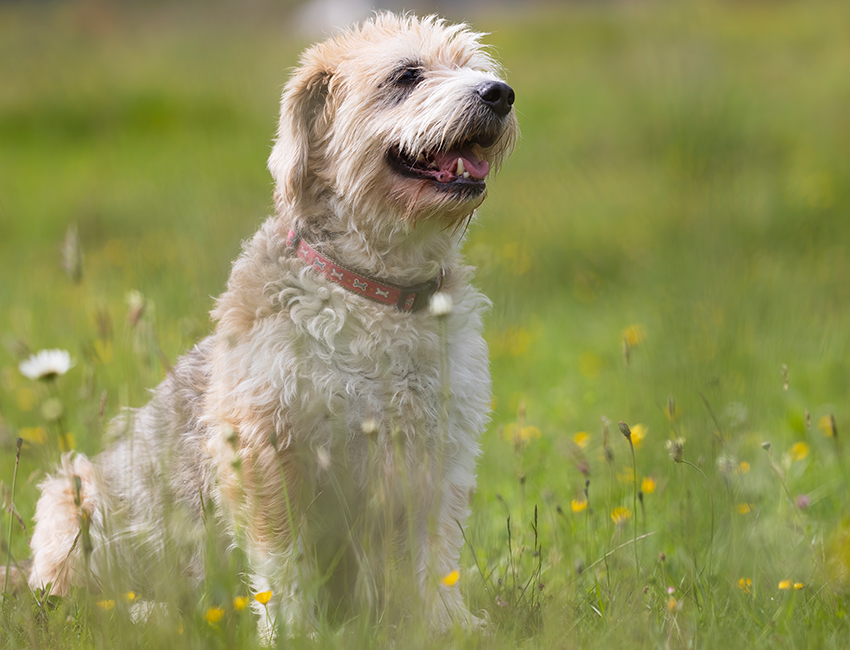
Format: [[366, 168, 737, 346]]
[[26, 12, 517, 637]]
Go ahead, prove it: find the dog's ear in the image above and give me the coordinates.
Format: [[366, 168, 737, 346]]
[[268, 46, 334, 210]]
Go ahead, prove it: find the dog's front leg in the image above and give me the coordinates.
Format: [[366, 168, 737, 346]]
[[212, 430, 316, 642], [248, 533, 316, 643], [414, 454, 484, 632]]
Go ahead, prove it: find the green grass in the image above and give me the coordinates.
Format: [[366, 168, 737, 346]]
[[2, 1, 850, 647]]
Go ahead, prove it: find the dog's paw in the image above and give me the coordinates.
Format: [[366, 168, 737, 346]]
[[467, 609, 491, 633]]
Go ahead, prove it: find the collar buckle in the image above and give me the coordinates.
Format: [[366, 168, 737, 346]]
[[397, 273, 442, 312]]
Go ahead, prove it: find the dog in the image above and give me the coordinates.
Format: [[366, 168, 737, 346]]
[[26, 12, 518, 638]]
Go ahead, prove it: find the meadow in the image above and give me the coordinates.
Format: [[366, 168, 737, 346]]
[[2, 1, 850, 647]]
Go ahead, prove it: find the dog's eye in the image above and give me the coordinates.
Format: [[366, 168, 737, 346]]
[[393, 65, 424, 88]]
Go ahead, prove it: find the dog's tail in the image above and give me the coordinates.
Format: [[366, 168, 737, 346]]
[[1, 559, 32, 595], [29, 452, 102, 596]]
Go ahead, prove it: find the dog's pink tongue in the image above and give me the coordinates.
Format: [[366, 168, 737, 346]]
[[433, 149, 490, 181]]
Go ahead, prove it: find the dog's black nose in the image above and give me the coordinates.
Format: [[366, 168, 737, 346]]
[[476, 81, 515, 116]]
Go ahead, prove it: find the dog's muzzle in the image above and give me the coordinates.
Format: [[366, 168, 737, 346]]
[[387, 81, 515, 195], [476, 81, 515, 117]]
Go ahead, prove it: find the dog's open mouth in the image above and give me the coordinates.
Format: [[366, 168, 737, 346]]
[[388, 141, 491, 190]]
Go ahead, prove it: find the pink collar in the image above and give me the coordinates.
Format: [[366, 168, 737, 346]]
[[286, 230, 444, 313]]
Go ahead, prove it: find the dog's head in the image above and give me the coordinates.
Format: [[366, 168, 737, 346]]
[[269, 13, 519, 230]]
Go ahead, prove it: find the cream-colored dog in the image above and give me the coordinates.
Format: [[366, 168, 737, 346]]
[[26, 12, 517, 637]]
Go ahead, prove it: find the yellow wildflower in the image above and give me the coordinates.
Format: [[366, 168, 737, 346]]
[[738, 578, 752, 594], [254, 591, 272, 605], [15, 388, 37, 412], [667, 596, 678, 612], [570, 498, 588, 513], [440, 570, 460, 587], [233, 596, 249, 611], [520, 426, 541, 442], [630, 424, 648, 449], [96, 599, 115, 611], [736, 461, 750, 476], [617, 466, 635, 484], [125, 591, 137, 602], [578, 352, 602, 379], [778, 580, 791, 590], [794, 582, 804, 590], [500, 242, 531, 275], [505, 423, 542, 445], [789, 442, 810, 461], [622, 324, 646, 346], [18, 426, 47, 445], [93, 339, 113, 364], [204, 606, 225, 624], [818, 414, 836, 437], [490, 327, 532, 357], [573, 432, 590, 449], [737, 503, 754, 514], [640, 477, 656, 494], [611, 506, 632, 526]]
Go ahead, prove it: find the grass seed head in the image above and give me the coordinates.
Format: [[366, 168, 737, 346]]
[[665, 395, 677, 421], [666, 438, 685, 463], [61, 223, 83, 284]]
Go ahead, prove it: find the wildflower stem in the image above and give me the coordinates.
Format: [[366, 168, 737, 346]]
[[762, 444, 806, 529], [698, 391, 724, 450], [428, 310, 451, 544], [574, 532, 657, 579], [437, 315, 450, 509], [681, 459, 714, 579], [584, 480, 590, 569], [47, 381, 69, 452], [4, 438, 23, 595], [629, 440, 639, 580]]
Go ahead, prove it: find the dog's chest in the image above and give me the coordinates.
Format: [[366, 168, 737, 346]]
[[290, 310, 449, 445], [213, 250, 491, 471]]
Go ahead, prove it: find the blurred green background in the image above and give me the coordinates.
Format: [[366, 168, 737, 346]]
[[2, 0, 850, 646]]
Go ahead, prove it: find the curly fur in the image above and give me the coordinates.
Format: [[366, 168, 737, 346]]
[[27, 12, 518, 639]]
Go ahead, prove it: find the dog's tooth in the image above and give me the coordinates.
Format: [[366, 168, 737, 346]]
[[462, 172, 470, 179], [456, 158, 466, 177], [416, 153, 427, 165]]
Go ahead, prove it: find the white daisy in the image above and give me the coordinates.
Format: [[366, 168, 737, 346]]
[[19, 349, 75, 381]]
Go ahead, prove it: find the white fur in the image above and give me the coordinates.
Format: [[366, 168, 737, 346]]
[[27, 12, 517, 639]]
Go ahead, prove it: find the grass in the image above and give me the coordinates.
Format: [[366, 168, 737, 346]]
[[2, 0, 850, 647]]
